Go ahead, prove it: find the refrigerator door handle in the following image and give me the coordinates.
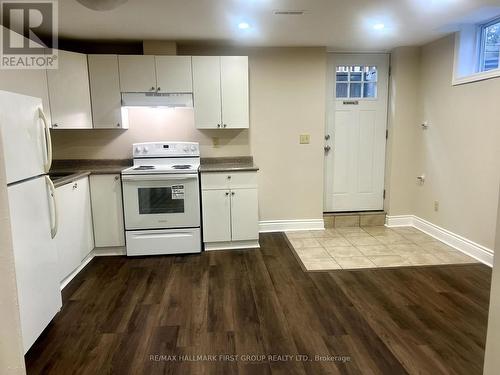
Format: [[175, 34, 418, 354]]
[[38, 108, 52, 173], [45, 176, 58, 239]]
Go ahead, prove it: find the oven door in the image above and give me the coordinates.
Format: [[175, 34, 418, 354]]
[[122, 173, 200, 230]]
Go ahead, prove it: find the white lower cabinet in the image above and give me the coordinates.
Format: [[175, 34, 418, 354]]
[[201, 171, 259, 250], [89, 174, 125, 248], [54, 176, 94, 281]]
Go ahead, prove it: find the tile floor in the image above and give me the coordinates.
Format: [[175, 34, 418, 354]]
[[285, 226, 479, 271]]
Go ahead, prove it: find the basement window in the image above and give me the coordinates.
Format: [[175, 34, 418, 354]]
[[453, 15, 500, 85]]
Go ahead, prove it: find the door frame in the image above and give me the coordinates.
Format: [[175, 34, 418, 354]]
[[324, 53, 390, 212]]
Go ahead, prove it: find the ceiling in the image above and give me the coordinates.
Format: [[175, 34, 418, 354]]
[[57, 0, 500, 50]]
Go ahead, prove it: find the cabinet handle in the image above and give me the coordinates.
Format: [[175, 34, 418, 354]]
[[116, 123, 120, 127], [217, 124, 221, 128], [227, 175, 231, 180], [225, 192, 229, 196], [73, 183, 78, 189], [223, 124, 227, 128], [231, 191, 235, 196], [52, 123, 58, 128], [114, 176, 119, 181], [157, 87, 161, 91], [150, 86, 155, 91]]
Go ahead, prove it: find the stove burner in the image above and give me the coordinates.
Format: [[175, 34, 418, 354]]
[[133, 165, 155, 170], [172, 165, 192, 170]]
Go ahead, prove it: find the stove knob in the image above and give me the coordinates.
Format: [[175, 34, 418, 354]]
[[190, 145, 197, 151], [135, 146, 142, 153], [143, 146, 149, 153], [183, 146, 189, 152]]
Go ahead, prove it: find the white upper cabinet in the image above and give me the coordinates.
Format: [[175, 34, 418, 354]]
[[46, 50, 93, 129], [118, 55, 156, 92], [155, 56, 192, 93], [192, 56, 222, 129], [88, 55, 126, 129], [192, 56, 249, 129], [221, 56, 249, 129]]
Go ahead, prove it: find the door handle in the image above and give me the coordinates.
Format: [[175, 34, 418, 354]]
[[45, 176, 58, 239], [39, 108, 52, 173]]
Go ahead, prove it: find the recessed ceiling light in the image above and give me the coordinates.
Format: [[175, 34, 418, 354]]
[[238, 22, 250, 30], [373, 23, 385, 30]]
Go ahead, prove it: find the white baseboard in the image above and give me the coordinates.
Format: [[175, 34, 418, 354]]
[[93, 246, 126, 256], [60, 252, 94, 290], [259, 219, 325, 233], [385, 215, 414, 227], [205, 240, 260, 251], [59, 246, 126, 291], [386, 215, 494, 267]]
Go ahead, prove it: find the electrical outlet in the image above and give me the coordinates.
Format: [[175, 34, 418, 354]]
[[299, 134, 310, 144], [434, 201, 439, 212]]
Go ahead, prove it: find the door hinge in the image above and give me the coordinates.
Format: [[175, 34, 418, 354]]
[[383, 189, 386, 199], [388, 66, 392, 77], [385, 129, 388, 140]]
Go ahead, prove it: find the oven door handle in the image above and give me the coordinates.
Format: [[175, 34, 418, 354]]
[[121, 173, 198, 181]]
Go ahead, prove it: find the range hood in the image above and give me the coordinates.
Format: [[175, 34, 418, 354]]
[[121, 92, 193, 108]]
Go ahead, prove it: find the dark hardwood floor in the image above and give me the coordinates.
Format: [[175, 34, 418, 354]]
[[26, 233, 492, 375]]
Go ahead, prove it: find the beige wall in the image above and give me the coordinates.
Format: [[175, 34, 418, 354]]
[[51, 47, 327, 222], [51, 109, 251, 159], [385, 47, 421, 215], [248, 48, 326, 221], [387, 36, 500, 250], [0, 129, 26, 374], [484, 187, 500, 374]]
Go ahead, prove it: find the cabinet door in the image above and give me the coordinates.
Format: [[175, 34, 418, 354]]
[[55, 177, 94, 281], [46, 50, 93, 128], [0, 27, 52, 125], [90, 174, 125, 247], [230, 188, 259, 241], [118, 55, 156, 92], [88, 55, 124, 129], [192, 56, 222, 129], [202, 189, 231, 242], [155, 56, 193, 93], [221, 56, 249, 129]]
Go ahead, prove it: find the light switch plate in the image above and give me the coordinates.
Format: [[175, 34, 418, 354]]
[[300, 134, 310, 144]]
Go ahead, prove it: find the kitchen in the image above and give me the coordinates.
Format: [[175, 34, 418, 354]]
[[1, 1, 500, 374]]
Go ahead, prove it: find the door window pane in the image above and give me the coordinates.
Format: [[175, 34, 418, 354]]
[[336, 72, 348, 81], [350, 83, 362, 98], [364, 66, 377, 81], [363, 83, 377, 98], [138, 187, 184, 214], [336, 83, 348, 98]]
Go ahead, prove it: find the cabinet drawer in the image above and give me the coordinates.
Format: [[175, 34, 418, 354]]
[[201, 171, 257, 189]]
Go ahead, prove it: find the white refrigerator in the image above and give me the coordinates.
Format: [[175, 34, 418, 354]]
[[0, 90, 61, 353]]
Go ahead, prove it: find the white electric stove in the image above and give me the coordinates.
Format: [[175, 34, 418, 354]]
[[121, 142, 201, 256]]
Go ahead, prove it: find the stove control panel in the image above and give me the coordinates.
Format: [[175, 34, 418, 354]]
[[133, 142, 200, 158]]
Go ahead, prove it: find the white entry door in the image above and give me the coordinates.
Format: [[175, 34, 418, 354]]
[[324, 54, 389, 212]]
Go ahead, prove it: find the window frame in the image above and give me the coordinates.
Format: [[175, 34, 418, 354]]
[[478, 16, 500, 73], [453, 16, 500, 86], [335, 65, 378, 100]]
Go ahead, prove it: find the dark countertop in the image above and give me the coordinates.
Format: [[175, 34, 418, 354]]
[[49, 159, 132, 188], [199, 156, 259, 172]]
